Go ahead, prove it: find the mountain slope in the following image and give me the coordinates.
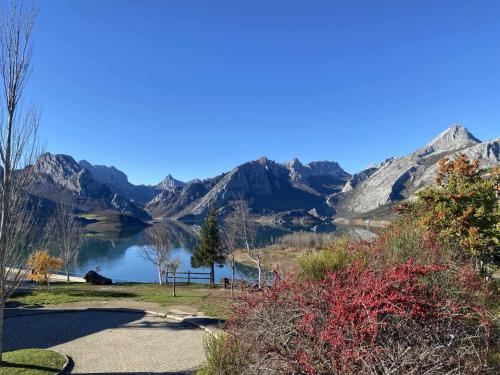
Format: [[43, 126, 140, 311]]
[[146, 179, 210, 219], [79, 160, 161, 204], [337, 125, 499, 217], [32, 153, 150, 219], [156, 174, 186, 191], [29, 125, 497, 223], [146, 157, 351, 221]]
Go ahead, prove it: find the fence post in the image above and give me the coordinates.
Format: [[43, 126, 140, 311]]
[[187, 271, 191, 285]]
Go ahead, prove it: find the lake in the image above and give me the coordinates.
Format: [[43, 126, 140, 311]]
[[69, 221, 374, 283]]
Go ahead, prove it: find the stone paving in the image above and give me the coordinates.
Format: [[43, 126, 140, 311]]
[[5, 309, 206, 374]]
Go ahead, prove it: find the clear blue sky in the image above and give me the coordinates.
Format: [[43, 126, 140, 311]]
[[26, 0, 499, 184]]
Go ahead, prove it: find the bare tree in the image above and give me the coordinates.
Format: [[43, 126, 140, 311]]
[[141, 225, 172, 285], [222, 212, 239, 298], [165, 255, 181, 297], [232, 200, 263, 288], [0, 0, 40, 364], [50, 203, 85, 283]]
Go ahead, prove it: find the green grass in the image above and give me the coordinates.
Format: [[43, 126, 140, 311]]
[[10, 282, 231, 320], [78, 213, 108, 221], [197, 333, 237, 375], [0, 349, 66, 375], [11, 287, 137, 304]]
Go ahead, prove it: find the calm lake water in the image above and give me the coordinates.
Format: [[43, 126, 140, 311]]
[[69, 221, 373, 283]]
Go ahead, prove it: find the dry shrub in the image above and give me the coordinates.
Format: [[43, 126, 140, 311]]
[[219, 262, 492, 374], [296, 221, 445, 282], [201, 221, 496, 374]]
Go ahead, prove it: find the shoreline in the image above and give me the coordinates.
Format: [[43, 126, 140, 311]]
[[333, 217, 391, 228]]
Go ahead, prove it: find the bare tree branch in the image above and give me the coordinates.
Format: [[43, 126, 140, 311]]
[[0, 0, 41, 364], [231, 199, 264, 288], [49, 203, 85, 283], [141, 224, 174, 285], [222, 212, 239, 298]]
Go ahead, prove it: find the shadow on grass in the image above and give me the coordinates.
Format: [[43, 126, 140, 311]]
[[1, 362, 61, 373], [11, 287, 138, 299], [5, 299, 43, 309], [64, 289, 138, 298]]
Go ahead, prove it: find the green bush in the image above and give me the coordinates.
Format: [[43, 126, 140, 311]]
[[298, 237, 369, 280], [375, 217, 456, 267], [197, 333, 238, 375]]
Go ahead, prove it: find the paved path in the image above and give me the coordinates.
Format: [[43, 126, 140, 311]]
[[5, 309, 206, 374]]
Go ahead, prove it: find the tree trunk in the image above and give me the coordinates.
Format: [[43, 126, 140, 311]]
[[210, 263, 215, 288], [257, 257, 262, 288], [66, 264, 70, 284], [0, 298, 4, 366], [0, 106, 12, 368], [231, 256, 235, 299], [158, 266, 162, 285], [172, 276, 176, 297]]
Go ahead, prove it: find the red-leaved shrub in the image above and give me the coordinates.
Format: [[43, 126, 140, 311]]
[[221, 261, 491, 374]]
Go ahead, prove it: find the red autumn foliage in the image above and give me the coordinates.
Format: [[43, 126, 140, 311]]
[[223, 261, 491, 374], [204, 218, 495, 375]]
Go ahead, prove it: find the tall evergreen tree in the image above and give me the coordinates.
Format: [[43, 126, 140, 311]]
[[191, 207, 226, 287]]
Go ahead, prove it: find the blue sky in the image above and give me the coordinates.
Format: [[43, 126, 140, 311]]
[[27, 0, 499, 184]]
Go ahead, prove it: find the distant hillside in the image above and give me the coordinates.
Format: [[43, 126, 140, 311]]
[[336, 125, 500, 218], [79, 160, 161, 204], [146, 157, 350, 222], [31, 153, 150, 220], [28, 125, 499, 224]]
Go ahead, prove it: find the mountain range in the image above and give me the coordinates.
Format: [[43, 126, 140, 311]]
[[28, 125, 499, 224], [335, 125, 499, 217]]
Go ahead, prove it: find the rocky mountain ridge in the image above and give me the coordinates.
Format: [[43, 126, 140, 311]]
[[336, 125, 499, 217], [285, 158, 349, 182], [146, 156, 351, 222], [78, 160, 161, 204], [32, 153, 150, 220], [30, 125, 499, 223], [156, 174, 186, 192]]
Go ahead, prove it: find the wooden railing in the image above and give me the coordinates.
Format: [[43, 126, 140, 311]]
[[165, 271, 211, 284]]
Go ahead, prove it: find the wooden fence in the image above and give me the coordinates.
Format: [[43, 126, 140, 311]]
[[165, 271, 211, 284]]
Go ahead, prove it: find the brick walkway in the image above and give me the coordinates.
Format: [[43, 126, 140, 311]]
[[5, 309, 206, 374]]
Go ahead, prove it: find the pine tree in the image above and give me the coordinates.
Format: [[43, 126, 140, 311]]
[[191, 207, 226, 287]]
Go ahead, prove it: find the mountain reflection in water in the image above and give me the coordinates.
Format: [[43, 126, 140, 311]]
[[71, 221, 374, 283]]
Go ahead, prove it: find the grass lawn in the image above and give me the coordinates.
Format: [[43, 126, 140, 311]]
[[0, 349, 66, 375], [10, 282, 233, 320]]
